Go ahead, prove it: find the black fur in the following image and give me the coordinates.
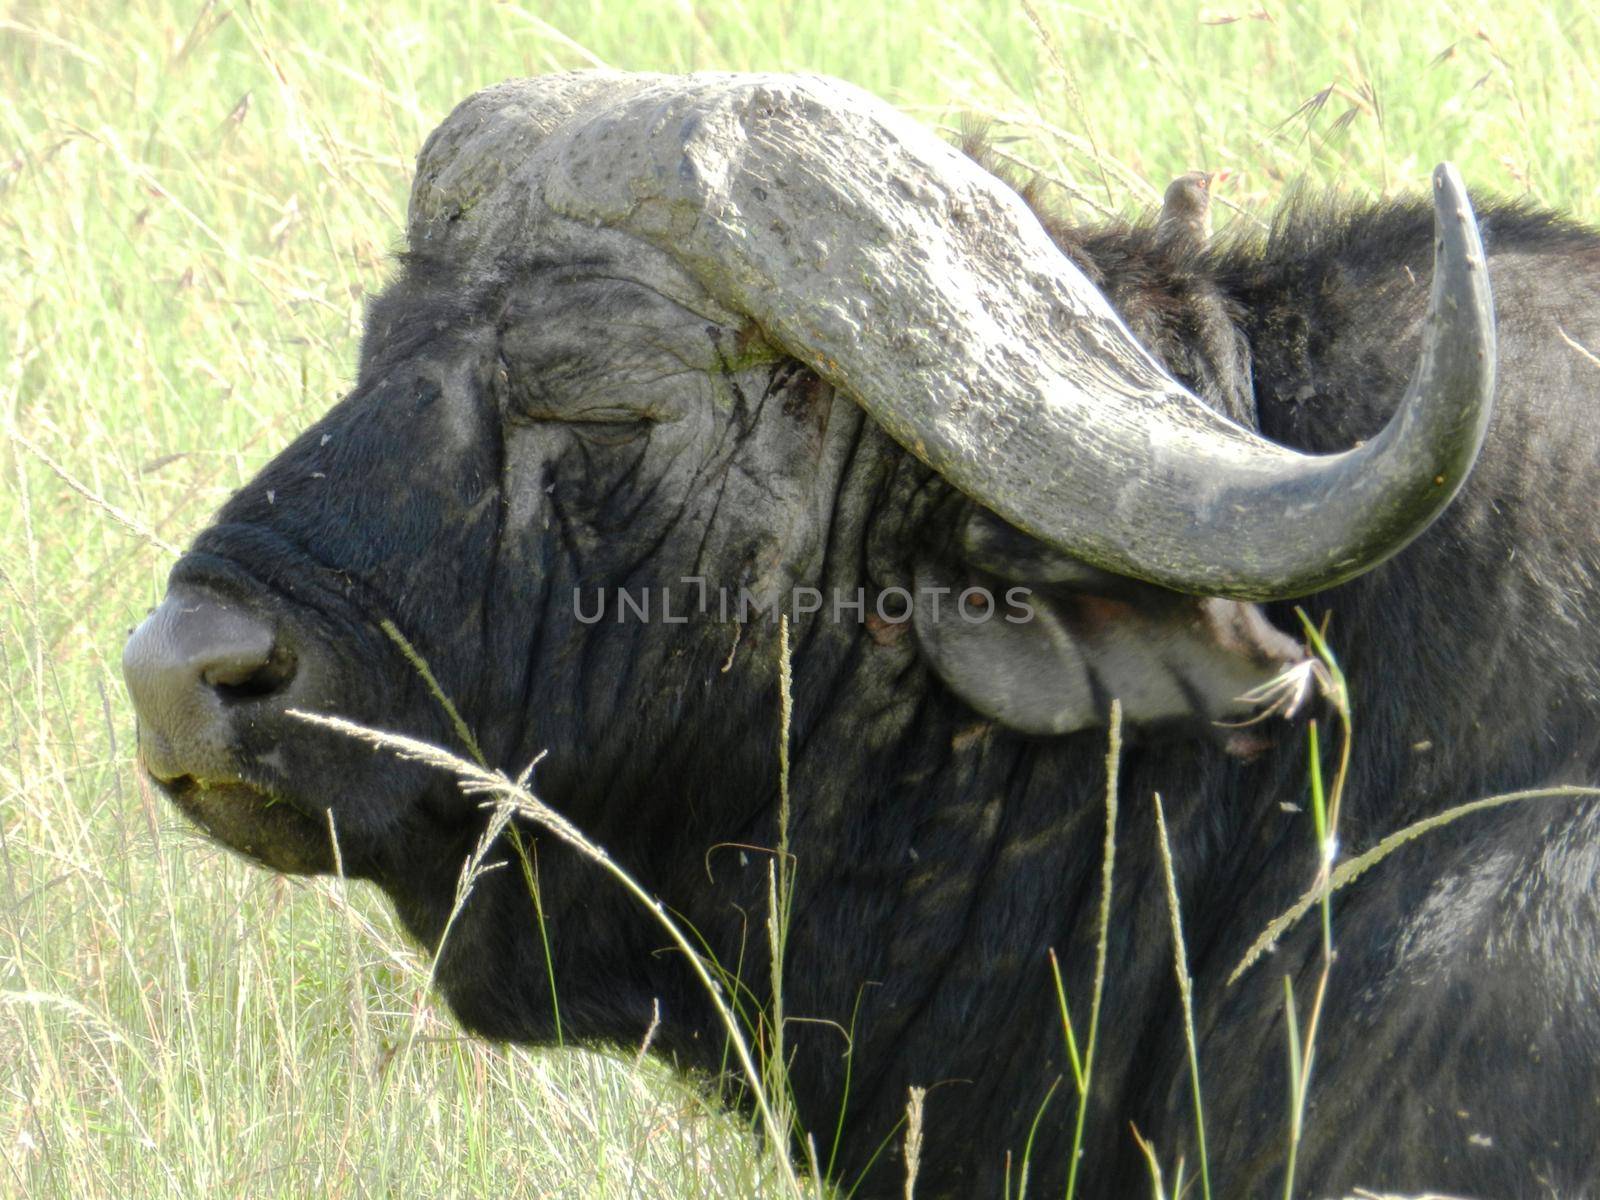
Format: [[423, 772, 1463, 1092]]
[[151, 163, 1600, 1199]]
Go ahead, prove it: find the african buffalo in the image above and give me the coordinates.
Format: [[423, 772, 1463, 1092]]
[[122, 72, 1600, 1197]]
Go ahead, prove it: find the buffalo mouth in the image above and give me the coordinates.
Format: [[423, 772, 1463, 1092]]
[[157, 774, 335, 875]]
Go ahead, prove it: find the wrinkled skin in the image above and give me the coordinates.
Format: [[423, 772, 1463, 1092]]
[[138, 181, 1600, 1197]]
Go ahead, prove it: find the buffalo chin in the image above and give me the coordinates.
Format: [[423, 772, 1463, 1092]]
[[160, 777, 335, 875]]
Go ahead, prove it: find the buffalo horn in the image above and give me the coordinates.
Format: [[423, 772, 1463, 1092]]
[[413, 73, 1497, 601]]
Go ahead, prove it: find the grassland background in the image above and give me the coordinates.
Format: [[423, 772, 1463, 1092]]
[[4, 1, 1600, 1197]]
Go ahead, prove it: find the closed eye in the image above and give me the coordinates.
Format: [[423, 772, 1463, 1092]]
[[562, 419, 653, 447], [514, 405, 658, 441], [506, 392, 659, 431], [561, 405, 655, 424]]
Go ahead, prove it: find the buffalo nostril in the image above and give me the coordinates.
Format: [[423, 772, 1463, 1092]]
[[204, 643, 297, 702], [124, 590, 297, 782]]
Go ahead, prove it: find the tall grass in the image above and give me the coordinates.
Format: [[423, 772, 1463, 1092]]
[[7, 1, 1600, 1196]]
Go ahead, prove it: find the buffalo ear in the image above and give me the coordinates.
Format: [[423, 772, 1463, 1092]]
[[911, 509, 1306, 748]]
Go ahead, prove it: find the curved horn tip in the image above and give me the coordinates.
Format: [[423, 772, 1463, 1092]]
[[1430, 161, 1488, 268], [1423, 163, 1494, 376], [1432, 161, 1464, 198]]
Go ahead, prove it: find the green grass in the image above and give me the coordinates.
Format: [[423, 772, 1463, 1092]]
[[6, 1, 1600, 1195]]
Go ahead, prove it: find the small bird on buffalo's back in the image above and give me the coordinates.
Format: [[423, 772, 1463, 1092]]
[[1157, 169, 1229, 251]]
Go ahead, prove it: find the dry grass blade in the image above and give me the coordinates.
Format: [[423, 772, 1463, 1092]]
[[902, 1085, 925, 1200], [1129, 1123, 1167, 1200], [1152, 794, 1210, 1200], [1557, 325, 1600, 370], [932, 124, 1119, 218], [1020, 0, 1112, 206], [1230, 784, 1600, 985], [1064, 700, 1121, 1200], [9, 430, 181, 557], [285, 708, 809, 1199]]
